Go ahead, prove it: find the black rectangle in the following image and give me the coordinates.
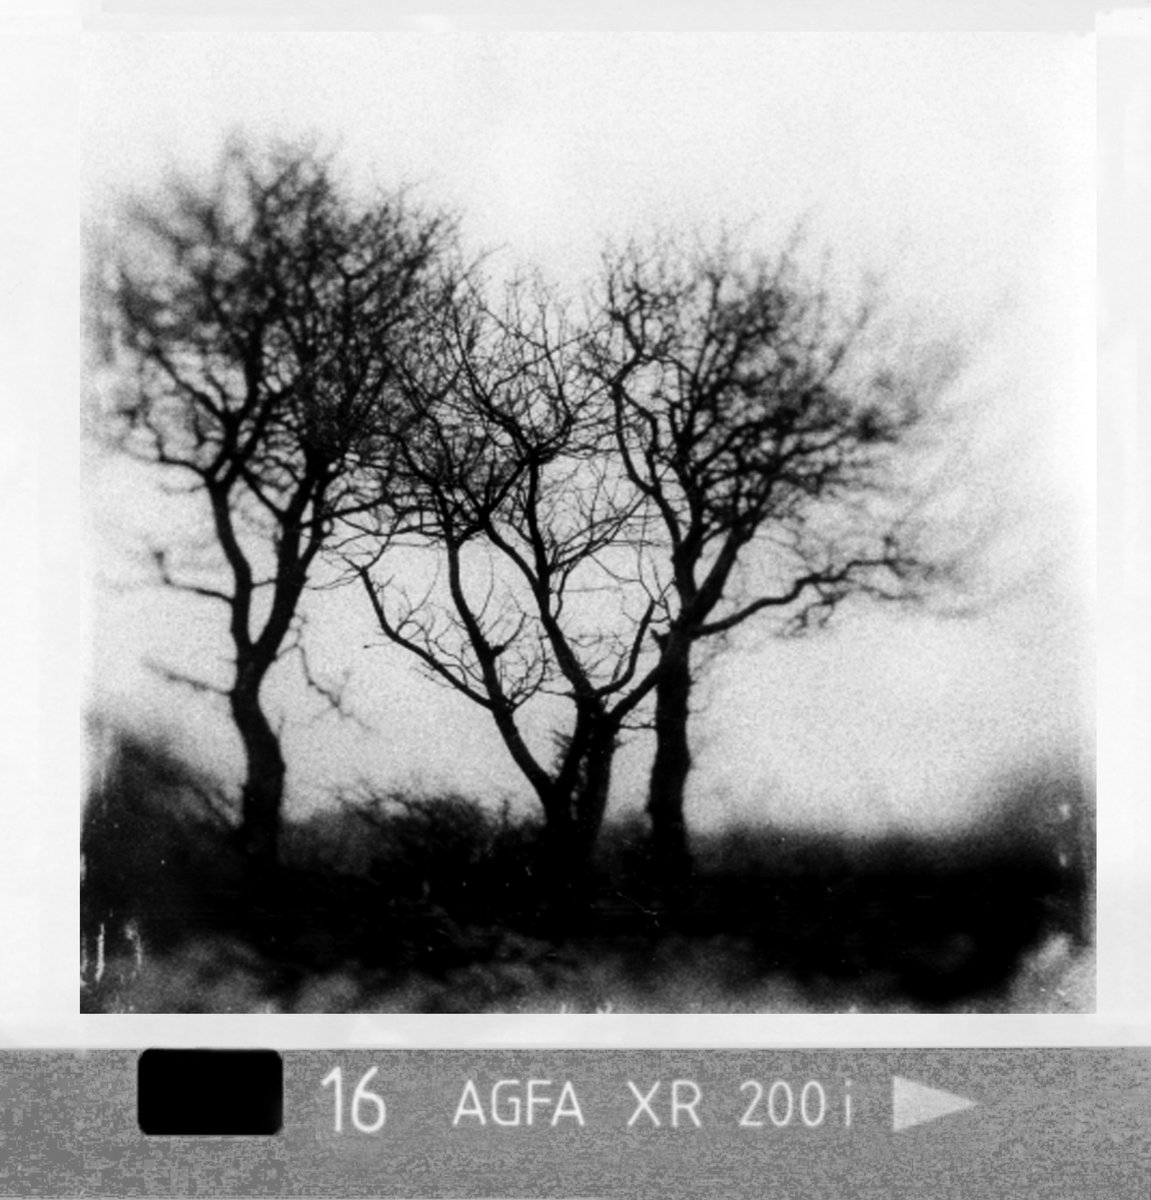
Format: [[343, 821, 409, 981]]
[[137, 1049, 283, 1136]]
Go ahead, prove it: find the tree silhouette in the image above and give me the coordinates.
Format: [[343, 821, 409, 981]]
[[582, 233, 960, 890], [92, 138, 456, 882], [350, 276, 664, 908], [350, 234, 959, 907]]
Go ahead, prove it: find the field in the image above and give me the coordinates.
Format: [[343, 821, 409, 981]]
[[81, 731, 1094, 1015]]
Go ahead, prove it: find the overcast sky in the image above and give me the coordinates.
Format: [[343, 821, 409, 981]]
[[82, 33, 1094, 833]]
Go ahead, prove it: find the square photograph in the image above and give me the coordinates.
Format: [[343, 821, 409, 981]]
[[79, 32, 1094, 1015]]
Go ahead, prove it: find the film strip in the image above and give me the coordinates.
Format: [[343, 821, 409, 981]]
[[2, 1049, 1149, 1197]]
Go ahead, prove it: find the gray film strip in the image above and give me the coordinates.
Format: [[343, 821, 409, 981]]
[[1, 1049, 1150, 1197]]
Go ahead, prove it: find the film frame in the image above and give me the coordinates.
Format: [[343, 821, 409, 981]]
[[2, 2, 1148, 1195]]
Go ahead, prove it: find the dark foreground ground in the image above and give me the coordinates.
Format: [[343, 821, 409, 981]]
[[81, 732, 1094, 1014]]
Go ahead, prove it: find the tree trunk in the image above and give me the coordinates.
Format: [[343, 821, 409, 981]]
[[647, 637, 693, 900], [230, 676, 285, 884], [537, 802, 586, 933], [535, 725, 617, 933], [574, 721, 616, 864]]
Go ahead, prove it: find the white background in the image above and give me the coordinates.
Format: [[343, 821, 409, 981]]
[[0, 1, 1145, 1048]]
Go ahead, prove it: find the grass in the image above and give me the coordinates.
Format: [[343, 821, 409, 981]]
[[82, 929, 1094, 1015]]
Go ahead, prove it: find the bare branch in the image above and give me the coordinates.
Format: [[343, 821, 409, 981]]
[[143, 656, 230, 698], [148, 546, 233, 605]]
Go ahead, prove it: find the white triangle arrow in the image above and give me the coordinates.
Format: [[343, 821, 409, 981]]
[[892, 1076, 977, 1132]]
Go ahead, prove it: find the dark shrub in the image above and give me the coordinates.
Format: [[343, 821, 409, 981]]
[[82, 720, 244, 974]]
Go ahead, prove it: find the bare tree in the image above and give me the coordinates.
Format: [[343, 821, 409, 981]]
[[351, 233, 959, 906], [350, 276, 666, 905], [582, 232, 961, 890], [90, 137, 456, 882]]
